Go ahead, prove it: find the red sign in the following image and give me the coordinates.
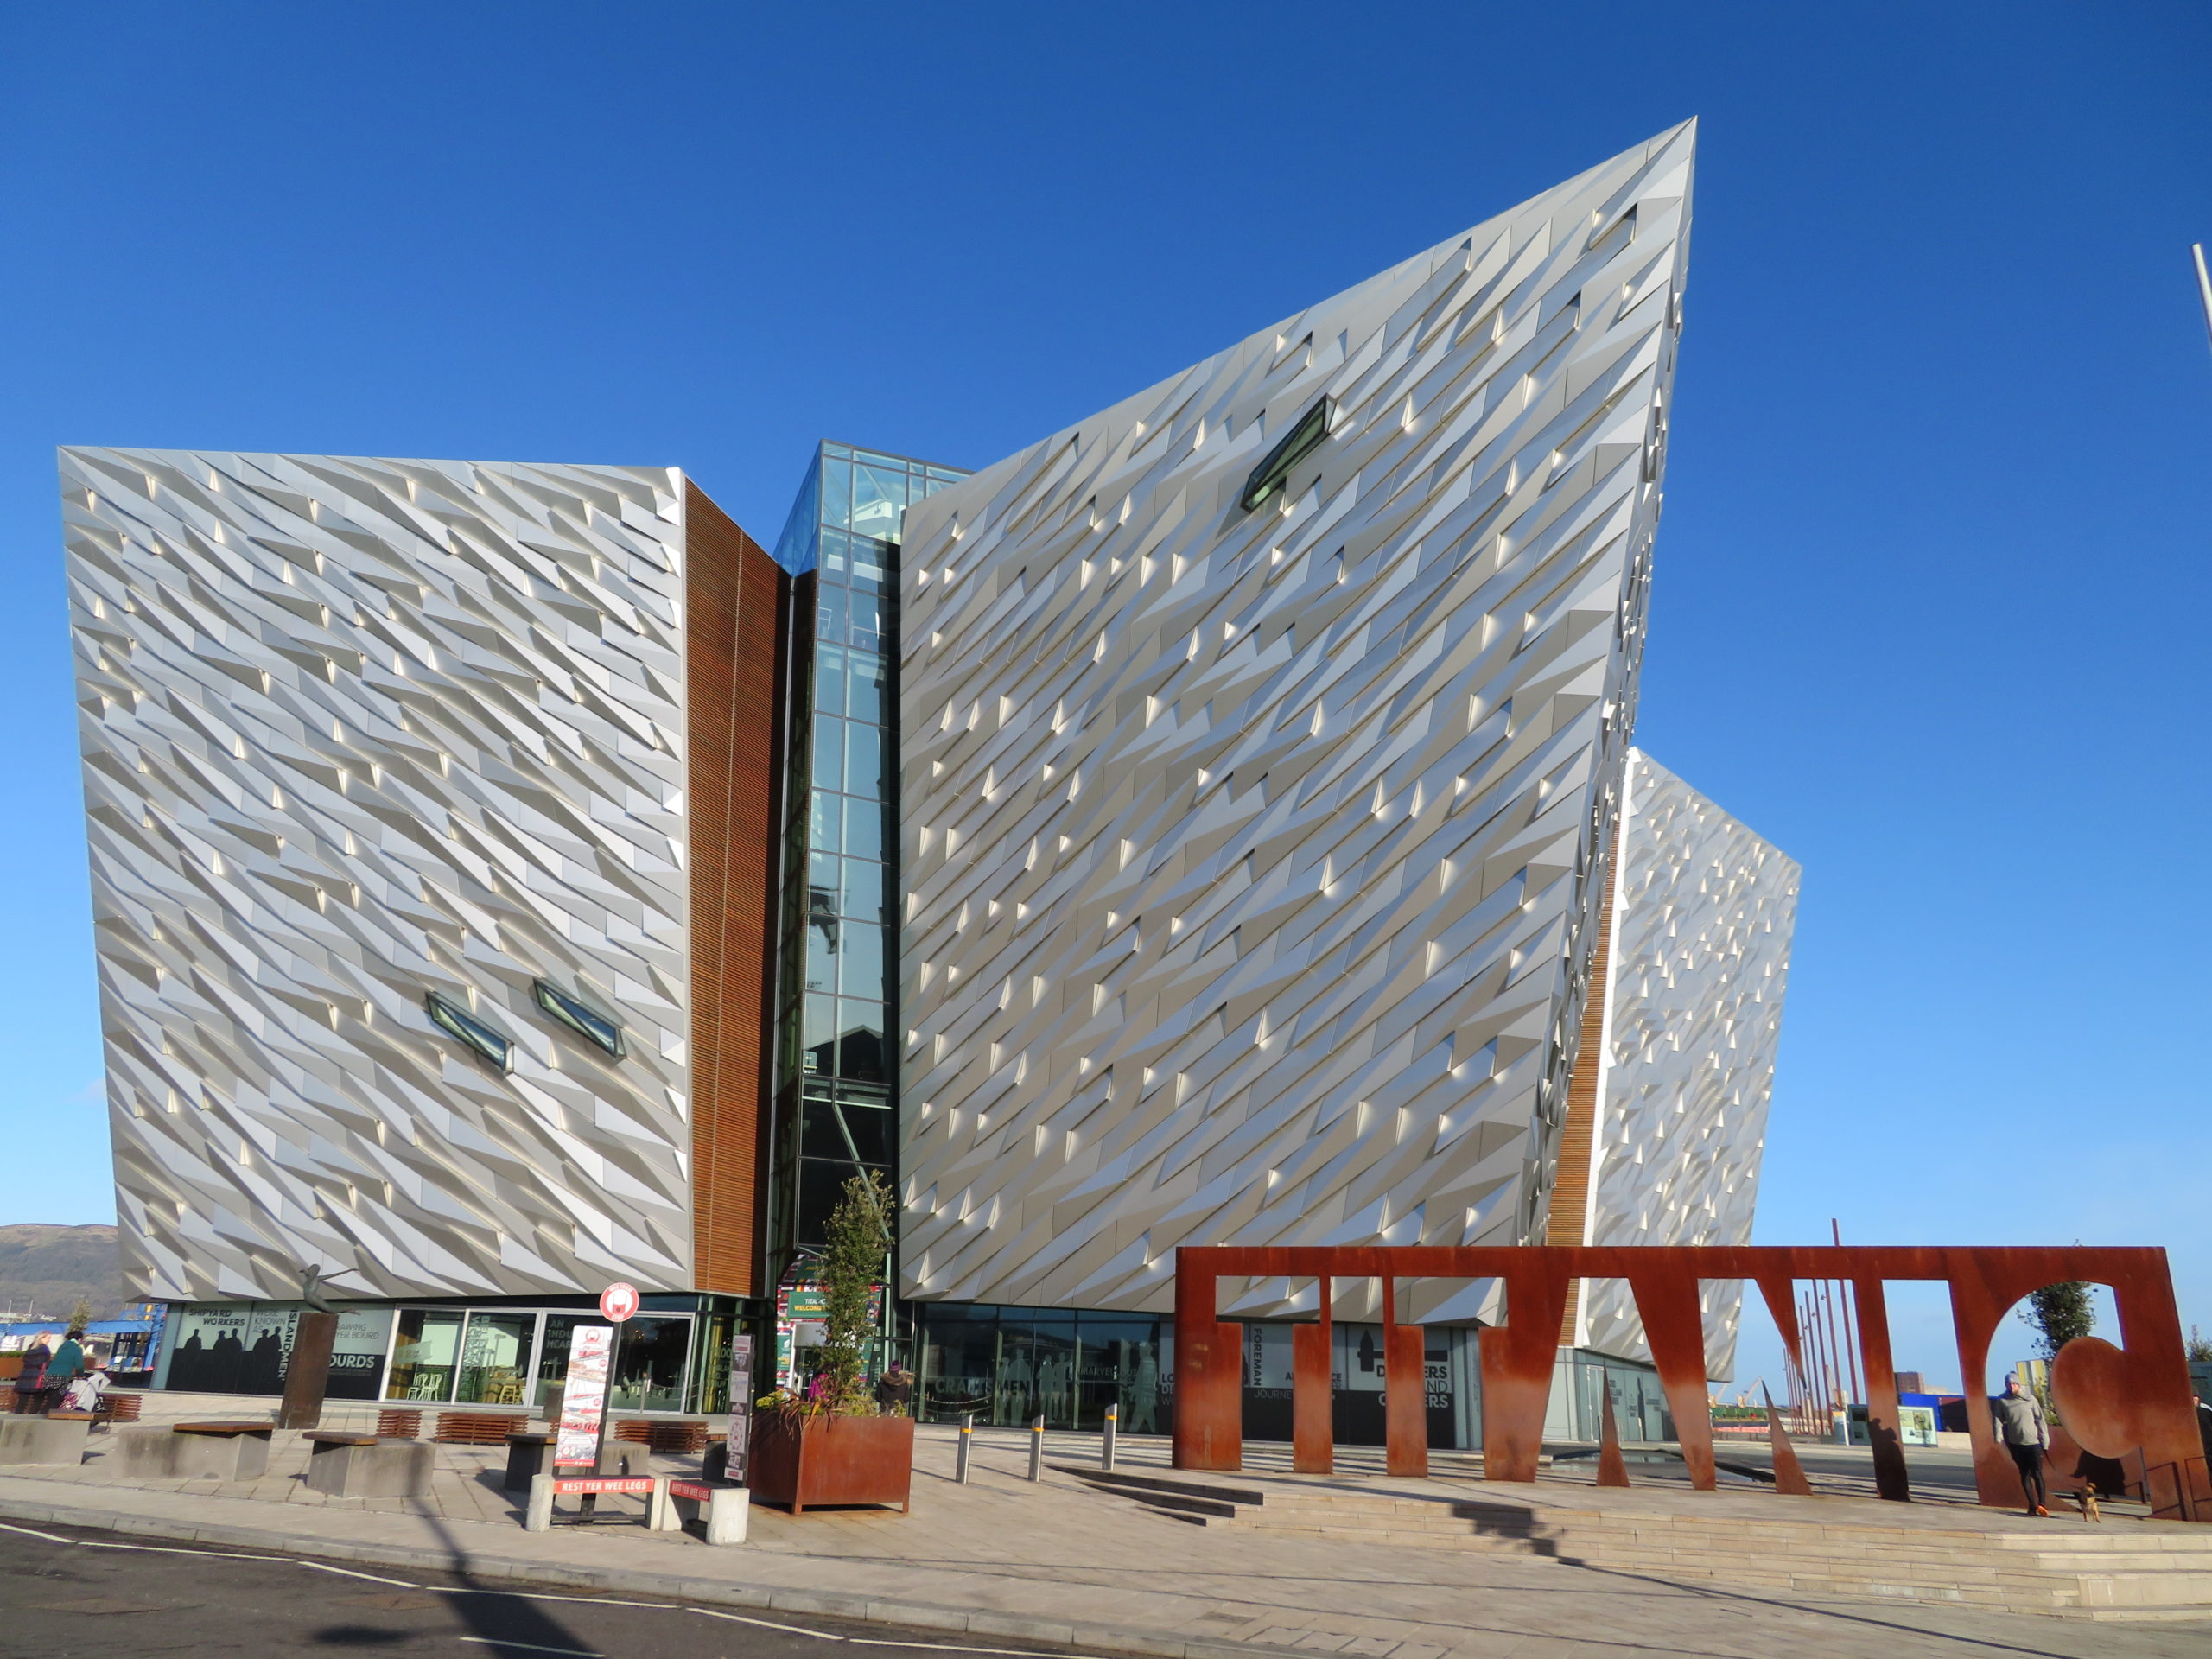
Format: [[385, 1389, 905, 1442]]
[[599, 1282, 639, 1323], [668, 1478, 715, 1502], [550, 1476, 656, 1495]]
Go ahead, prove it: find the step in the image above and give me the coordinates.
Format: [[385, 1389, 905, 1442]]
[[1054, 1465, 1268, 1508]]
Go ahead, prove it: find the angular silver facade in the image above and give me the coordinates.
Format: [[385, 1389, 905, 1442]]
[[66, 449, 702, 1303], [897, 127, 1696, 1319], [1574, 750, 1800, 1376]]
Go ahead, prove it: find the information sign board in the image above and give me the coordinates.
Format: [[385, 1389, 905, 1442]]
[[726, 1334, 753, 1484]]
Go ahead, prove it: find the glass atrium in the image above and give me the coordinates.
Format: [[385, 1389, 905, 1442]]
[[766, 445, 967, 1281]]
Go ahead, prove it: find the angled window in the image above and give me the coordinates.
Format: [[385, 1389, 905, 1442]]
[[1239, 396, 1334, 512], [533, 979, 626, 1058], [425, 991, 513, 1072]]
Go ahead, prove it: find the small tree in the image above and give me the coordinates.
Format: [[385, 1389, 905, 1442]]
[[2186, 1325, 2212, 1364], [2020, 1281, 2095, 1360], [67, 1299, 94, 1333], [815, 1170, 893, 1414]]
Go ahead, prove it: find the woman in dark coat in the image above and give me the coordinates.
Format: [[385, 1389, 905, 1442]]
[[41, 1329, 86, 1415], [11, 1340, 52, 1414]]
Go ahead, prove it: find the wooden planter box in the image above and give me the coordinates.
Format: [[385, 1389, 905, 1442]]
[[747, 1412, 913, 1514]]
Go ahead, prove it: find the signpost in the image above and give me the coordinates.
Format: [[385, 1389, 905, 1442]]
[[556, 1285, 634, 1520]]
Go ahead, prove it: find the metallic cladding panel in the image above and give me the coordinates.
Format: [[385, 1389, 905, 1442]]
[[1580, 750, 1801, 1376], [896, 125, 1696, 1317], [65, 449, 700, 1302]]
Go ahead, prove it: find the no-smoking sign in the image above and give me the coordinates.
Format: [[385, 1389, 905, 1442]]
[[599, 1281, 639, 1323]]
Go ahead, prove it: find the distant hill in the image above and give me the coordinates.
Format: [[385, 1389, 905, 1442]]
[[0, 1224, 128, 1322]]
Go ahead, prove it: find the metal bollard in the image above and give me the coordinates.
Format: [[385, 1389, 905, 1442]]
[[1102, 1402, 1117, 1471], [1028, 1413, 1045, 1481], [956, 1412, 973, 1484]]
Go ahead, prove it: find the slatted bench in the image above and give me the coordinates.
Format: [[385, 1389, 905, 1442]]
[[613, 1416, 709, 1454], [434, 1410, 530, 1446]]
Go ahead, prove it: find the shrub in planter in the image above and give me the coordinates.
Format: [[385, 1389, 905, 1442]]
[[748, 1172, 913, 1514]]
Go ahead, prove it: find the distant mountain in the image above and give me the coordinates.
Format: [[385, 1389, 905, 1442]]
[[0, 1224, 128, 1322]]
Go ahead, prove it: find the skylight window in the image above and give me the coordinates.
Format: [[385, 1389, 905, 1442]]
[[1239, 396, 1334, 512], [425, 991, 513, 1072], [534, 979, 626, 1058]]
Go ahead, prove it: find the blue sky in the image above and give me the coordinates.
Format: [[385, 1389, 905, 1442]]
[[3, 3, 2207, 1379]]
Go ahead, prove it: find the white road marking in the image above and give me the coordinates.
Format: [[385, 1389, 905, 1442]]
[[459, 1639, 605, 1657]]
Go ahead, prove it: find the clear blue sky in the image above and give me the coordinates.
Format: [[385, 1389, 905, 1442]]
[[3, 3, 2207, 1377]]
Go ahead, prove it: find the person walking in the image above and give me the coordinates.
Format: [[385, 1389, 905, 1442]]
[[10, 1339, 52, 1415], [874, 1359, 914, 1416], [1992, 1372, 2051, 1516]]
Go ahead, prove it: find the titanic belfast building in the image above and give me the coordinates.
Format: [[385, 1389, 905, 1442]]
[[64, 122, 1797, 1441]]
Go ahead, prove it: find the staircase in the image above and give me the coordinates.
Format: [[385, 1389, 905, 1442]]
[[1058, 1467, 2212, 1621]]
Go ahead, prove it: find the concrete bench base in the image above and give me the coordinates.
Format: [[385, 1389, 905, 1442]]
[[112, 1424, 271, 1481], [657, 1477, 749, 1544], [303, 1437, 435, 1498], [0, 1416, 91, 1466]]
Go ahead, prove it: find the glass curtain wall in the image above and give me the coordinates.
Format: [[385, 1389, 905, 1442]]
[[766, 445, 966, 1281]]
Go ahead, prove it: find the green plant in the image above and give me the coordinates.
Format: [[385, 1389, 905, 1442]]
[[816, 1169, 893, 1414], [2186, 1325, 2212, 1364], [66, 1299, 93, 1333], [2019, 1281, 2095, 1361]]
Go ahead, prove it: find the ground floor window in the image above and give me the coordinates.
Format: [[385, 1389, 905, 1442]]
[[907, 1303, 1514, 1449], [149, 1298, 734, 1413], [161, 1305, 391, 1399], [382, 1307, 695, 1411]]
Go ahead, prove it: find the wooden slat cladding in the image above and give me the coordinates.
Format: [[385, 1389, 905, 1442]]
[[684, 480, 787, 1297], [1548, 875, 1618, 1344]]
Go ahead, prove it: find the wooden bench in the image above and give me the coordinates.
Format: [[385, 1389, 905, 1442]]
[[302, 1429, 433, 1498], [434, 1410, 531, 1446], [374, 1408, 423, 1440], [613, 1416, 709, 1454]]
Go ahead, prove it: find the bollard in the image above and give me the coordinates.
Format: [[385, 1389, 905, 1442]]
[[1028, 1413, 1045, 1481], [524, 1471, 554, 1532], [956, 1412, 973, 1484], [1102, 1402, 1117, 1471]]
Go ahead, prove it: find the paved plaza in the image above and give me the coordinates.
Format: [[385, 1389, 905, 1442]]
[[2, 1395, 2209, 1659]]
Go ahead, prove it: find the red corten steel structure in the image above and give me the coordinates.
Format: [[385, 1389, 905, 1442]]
[[1172, 1245, 2210, 1519]]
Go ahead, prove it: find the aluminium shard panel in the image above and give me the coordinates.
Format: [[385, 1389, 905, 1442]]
[[897, 125, 1696, 1318], [1579, 750, 1800, 1376], [65, 449, 699, 1302]]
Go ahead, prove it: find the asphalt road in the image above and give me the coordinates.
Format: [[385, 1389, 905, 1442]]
[[0, 1521, 1086, 1659]]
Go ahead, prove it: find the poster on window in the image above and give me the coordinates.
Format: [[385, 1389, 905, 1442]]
[[554, 1324, 613, 1468], [327, 1309, 393, 1400]]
